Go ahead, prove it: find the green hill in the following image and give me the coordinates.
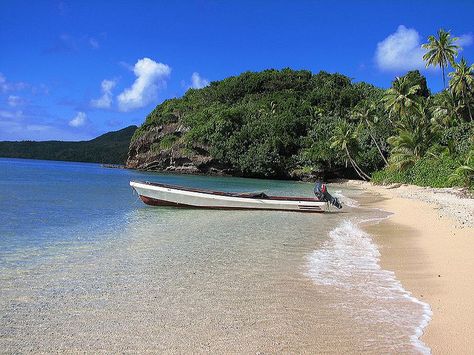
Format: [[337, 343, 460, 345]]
[[0, 125, 137, 164], [128, 67, 473, 189], [127, 69, 388, 179]]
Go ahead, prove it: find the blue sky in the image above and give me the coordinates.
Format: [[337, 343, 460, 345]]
[[1, 0, 473, 141]]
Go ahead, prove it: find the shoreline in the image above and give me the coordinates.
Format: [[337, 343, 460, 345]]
[[348, 181, 474, 354]]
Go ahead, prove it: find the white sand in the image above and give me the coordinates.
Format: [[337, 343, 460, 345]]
[[348, 181, 474, 354]]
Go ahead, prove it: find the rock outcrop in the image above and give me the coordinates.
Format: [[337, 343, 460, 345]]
[[126, 123, 232, 175]]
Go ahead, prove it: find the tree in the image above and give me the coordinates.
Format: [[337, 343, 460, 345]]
[[350, 100, 389, 165], [431, 90, 463, 127], [387, 131, 420, 170], [449, 58, 474, 121], [387, 102, 436, 170], [404, 70, 430, 98], [422, 29, 459, 89], [382, 76, 421, 121], [330, 120, 371, 180]]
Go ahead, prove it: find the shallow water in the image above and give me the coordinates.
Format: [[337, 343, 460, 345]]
[[0, 158, 430, 353]]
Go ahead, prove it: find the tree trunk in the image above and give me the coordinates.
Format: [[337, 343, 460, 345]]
[[371, 133, 389, 165], [352, 159, 371, 180], [464, 92, 473, 121], [348, 158, 367, 181], [366, 120, 389, 165], [345, 147, 371, 181], [442, 65, 446, 89]]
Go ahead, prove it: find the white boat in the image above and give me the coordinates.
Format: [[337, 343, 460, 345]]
[[130, 180, 331, 212]]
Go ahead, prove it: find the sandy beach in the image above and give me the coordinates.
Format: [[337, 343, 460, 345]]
[[349, 181, 474, 354]]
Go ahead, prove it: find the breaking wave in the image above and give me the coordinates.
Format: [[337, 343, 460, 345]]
[[307, 219, 432, 354]]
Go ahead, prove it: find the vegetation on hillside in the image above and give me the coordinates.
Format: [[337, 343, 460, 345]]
[[0, 125, 137, 164], [132, 70, 388, 179], [373, 29, 474, 189], [131, 28, 473, 189]]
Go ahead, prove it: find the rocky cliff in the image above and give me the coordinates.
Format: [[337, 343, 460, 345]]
[[126, 122, 232, 175]]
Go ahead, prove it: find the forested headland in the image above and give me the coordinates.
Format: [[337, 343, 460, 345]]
[[128, 29, 473, 189], [0, 125, 137, 165]]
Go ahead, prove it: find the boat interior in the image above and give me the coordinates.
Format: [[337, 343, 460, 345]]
[[135, 181, 321, 202]]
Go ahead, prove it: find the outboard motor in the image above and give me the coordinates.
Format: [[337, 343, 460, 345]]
[[314, 181, 342, 209]]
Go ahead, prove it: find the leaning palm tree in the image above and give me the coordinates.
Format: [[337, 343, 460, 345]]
[[330, 120, 370, 180], [422, 29, 459, 89], [382, 76, 421, 122], [350, 100, 388, 165], [449, 58, 474, 121]]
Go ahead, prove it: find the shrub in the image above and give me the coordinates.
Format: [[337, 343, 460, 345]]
[[409, 155, 459, 187], [371, 167, 410, 185], [372, 155, 463, 188], [159, 135, 177, 150]]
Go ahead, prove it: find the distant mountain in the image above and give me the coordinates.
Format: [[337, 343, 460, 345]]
[[0, 125, 137, 165]]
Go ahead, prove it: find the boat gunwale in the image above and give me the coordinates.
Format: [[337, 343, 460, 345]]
[[138, 195, 324, 212], [131, 180, 322, 202]]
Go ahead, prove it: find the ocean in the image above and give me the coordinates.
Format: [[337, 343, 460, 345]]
[[0, 158, 430, 353]]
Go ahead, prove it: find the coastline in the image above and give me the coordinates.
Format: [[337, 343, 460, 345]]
[[348, 181, 474, 354]]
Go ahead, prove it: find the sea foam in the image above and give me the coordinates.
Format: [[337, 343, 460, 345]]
[[307, 219, 432, 354], [332, 190, 360, 207]]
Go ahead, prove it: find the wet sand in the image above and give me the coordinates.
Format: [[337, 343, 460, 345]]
[[351, 181, 474, 354]]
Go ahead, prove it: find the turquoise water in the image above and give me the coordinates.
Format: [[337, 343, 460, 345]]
[[0, 158, 430, 353], [0, 158, 320, 254]]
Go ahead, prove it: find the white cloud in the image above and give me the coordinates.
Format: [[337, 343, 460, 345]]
[[89, 37, 100, 49], [24, 124, 50, 132], [0, 109, 23, 120], [117, 57, 171, 112], [91, 79, 116, 108], [31, 84, 49, 95], [119, 61, 133, 71], [69, 112, 87, 127], [458, 33, 473, 48], [375, 25, 426, 71], [0, 118, 92, 141], [0, 108, 94, 141], [7, 95, 24, 107], [189, 72, 209, 89], [0, 73, 29, 93], [45, 33, 78, 54]]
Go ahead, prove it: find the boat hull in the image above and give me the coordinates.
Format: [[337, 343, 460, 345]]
[[130, 181, 326, 212]]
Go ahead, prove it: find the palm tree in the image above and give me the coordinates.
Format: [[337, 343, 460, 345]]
[[387, 103, 436, 170], [431, 90, 463, 127], [330, 120, 370, 180], [422, 29, 459, 89], [387, 131, 420, 170], [382, 76, 421, 122], [350, 100, 388, 165], [449, 58, 474, 121]]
